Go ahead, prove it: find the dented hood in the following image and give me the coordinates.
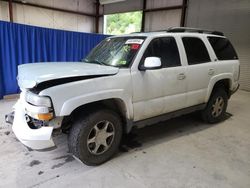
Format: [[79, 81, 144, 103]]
[[17, 62, 119, 89]]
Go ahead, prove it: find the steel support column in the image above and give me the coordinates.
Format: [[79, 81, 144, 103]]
[[180, 0, 188, 27], [141, 0, 146, 32], [8, 0, 13, 22], [95, 0, 100, 33]]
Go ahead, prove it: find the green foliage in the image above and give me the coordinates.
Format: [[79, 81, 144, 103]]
[[105, 11, 142, 35]]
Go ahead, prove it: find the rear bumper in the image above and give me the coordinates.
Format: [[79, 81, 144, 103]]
[[9, 100, 55, 150]]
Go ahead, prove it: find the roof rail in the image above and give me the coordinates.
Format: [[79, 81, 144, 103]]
[[167, 27, 224, 36], [130, 30, 166, 34]]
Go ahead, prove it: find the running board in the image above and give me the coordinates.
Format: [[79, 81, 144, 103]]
[[133, 104, 206, 129]]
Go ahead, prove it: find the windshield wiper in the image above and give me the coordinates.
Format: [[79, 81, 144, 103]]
[[84, 59, 110, 66]]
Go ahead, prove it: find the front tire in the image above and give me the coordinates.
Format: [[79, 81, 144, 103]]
[[202, 88, 228, 123], [68, 109, 123, 166]]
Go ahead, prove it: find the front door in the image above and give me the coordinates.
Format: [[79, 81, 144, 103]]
[[131, 37, 187, 121]]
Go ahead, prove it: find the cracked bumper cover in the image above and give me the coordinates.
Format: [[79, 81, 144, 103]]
[[12, 100, 55, 150]]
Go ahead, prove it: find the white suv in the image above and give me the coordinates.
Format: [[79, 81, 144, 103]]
[[6, 27, 240, 165]]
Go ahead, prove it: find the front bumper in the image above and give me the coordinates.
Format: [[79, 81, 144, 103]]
[[10, 99, 55, 150]]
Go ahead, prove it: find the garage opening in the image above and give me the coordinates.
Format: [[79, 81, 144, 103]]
[[103, 11, 142, 35]]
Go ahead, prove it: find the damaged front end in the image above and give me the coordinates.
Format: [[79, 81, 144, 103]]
[[6, 91, 62, 150], [5, 112, 14, 125]]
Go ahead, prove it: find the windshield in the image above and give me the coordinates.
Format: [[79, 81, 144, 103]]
[[84, 37, 145, 67]]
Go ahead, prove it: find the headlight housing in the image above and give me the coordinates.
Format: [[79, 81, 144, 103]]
[[25, 91, 52, 107], [25, 91, 53, 121]]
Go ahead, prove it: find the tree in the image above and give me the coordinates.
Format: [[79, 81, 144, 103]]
[[105, 11, 142, 35]]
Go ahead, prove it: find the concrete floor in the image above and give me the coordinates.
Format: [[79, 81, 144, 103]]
[[0, 90, 250, 188]]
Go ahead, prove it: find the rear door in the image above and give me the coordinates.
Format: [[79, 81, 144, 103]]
[[182, 36, 217, 106]]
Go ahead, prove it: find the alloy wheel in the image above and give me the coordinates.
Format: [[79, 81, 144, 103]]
[[87, 120, 115, 155]]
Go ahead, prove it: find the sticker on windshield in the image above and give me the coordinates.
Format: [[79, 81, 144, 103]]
[[125, 39, 144, 45], [131, 44, 140, 50]]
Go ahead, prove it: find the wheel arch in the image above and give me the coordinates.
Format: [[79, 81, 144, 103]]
[[206, 75, 233, 102], [62, 98, 133, 133]]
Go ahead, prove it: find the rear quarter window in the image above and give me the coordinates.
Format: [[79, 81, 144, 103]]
[[208, 37, 238, 60]]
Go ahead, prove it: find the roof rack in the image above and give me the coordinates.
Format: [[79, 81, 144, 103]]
[[167, 27, 224, 36]]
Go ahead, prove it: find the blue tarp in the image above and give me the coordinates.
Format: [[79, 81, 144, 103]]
[[0, 21, 108, 99]]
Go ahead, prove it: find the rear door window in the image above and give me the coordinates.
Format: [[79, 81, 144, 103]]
[[182, 37, 211, 65], [208, 37, 238, 60]]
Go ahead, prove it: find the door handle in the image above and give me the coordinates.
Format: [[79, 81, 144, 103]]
[[178, 73, 186, 80], [208, 68, 215, 75]]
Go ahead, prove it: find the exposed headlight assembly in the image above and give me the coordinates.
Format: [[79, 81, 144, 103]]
[[25, 91, 52, 107], [25, 92, 54, 121]]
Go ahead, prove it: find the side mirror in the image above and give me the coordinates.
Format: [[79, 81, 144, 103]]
[[140, 57, 162, 71]]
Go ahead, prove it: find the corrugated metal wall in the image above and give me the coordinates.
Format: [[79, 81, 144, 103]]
[[186, 0, 250, 91], [144, 0, 182, 31], [103, 0, 143, 14], [0, 0, 99, 33], [144, 9, 181, 31]]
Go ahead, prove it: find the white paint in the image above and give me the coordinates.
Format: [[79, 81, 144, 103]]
[[132, 56, 187, 120], [17, 62, 119, 89], [39, 69, 133, 119], [12, 97, 54, 150], [143, 57, 161, 68], [13, 32, 240, 150]]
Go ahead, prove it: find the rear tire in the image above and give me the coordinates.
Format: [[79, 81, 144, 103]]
[[68, 109, 123, 166], [202, 88, 228, 123]]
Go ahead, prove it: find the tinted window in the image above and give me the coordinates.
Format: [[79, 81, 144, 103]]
[[142, 37, 181, 68], [182, 37, 210, 65], [208, 37, 238, 60]]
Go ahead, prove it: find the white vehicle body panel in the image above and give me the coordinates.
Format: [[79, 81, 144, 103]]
[[180, 35, 217, 106], [132, 66, 187, 121], [18, 62, 119, 89], [12, 94, 54, 150], [39, 69, 133, 119], [10, 31, 240, 150]]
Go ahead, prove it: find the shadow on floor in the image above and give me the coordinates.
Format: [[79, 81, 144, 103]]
[[120, 112, 232, 152]]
